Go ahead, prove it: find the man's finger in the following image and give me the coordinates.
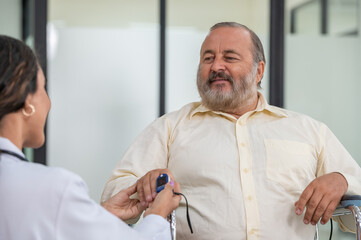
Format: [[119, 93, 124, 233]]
[[310, 196, 328, 225], [150, 171, 161, 199], [295, 185, 314, 215], [320, 200, 338, 225], [136, 180, 147, 206], [303, 191, 322, 225], [124, 183, 137, 196], [142, 173, 153, 203]]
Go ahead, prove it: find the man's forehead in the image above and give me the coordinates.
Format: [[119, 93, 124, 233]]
[[202, 49, 241, 56], [200, 27, 251, 54]]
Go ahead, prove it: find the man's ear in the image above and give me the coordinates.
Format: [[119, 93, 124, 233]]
[[256, 61, 265, 83]]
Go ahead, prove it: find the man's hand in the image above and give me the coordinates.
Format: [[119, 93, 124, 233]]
[[144, 182, 182, 218], [136, 168, 174, 207], [295, 172, 348, 225], [101, 184, 146, 220]]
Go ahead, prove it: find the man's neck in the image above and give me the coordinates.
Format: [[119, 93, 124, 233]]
[[223, 94, 259, 119]]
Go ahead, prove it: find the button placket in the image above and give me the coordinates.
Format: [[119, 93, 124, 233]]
[[236, 121, 260, 240]]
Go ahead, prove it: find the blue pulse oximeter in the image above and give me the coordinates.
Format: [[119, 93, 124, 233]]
[[156, 174, 169, 193]]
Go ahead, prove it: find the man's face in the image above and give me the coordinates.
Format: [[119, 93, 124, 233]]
[[197, 27, 262, 111]]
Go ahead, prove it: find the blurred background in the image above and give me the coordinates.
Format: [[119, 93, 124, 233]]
[[0, 0, 360, 239]]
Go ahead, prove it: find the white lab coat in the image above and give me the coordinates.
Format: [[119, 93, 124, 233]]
[[0, 137, 171, 240]]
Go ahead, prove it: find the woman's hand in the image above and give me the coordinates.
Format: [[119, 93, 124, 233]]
[[101, 184, 146, 220], [144, 182, 182, 218]]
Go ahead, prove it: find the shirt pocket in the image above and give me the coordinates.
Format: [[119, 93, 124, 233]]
[[264, 139, 317, 195]]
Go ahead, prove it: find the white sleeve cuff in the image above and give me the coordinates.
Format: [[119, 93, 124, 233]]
[[134, 214, 171, 240]]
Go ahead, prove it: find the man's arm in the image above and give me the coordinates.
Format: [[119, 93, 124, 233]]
[[294, 172, 348, 225], [295, 124, 361, 228], [101, 116, 172, 209]]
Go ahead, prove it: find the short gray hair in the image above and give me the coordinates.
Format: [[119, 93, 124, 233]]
[[210, 22, 266, 65]]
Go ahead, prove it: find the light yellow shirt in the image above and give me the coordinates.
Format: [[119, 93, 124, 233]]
[[102, 92, 361, 240]]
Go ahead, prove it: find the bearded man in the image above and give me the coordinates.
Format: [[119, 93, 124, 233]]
[[101, 22, 361, 240]]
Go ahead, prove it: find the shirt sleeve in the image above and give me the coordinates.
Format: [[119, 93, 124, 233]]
[[56, 173, 171, 240], [101, 116, 171, 203], [317, 124, 361, 233], [317, 124, 361, 195]]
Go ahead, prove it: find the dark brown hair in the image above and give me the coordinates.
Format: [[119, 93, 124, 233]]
[[0, 35, 38, 121]]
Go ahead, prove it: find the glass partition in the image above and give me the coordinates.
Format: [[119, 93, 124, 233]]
[[0, 0, 22, 39], [47, 0, 159, 202], [286, 0, 360, 239], [329, 0, 358, 35], [290, 0, 320, 34]]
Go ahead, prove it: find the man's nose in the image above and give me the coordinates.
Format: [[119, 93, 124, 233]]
[[210, 57, 225, 72]]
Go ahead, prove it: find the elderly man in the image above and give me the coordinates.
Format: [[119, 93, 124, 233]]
[[102, 22, 361, 239]]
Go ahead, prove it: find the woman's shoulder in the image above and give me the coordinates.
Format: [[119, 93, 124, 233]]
[[19, 160, 78, 179], [31, 162, 84, 191], [3, 159, 84, 196], [0, 159, 88, 217]]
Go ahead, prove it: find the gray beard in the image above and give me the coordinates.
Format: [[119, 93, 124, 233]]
[[197, 67, 258, 112]]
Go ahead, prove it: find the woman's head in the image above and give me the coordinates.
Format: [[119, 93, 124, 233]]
[[0, 35, 50, 148], [0, 35, 38, 120]]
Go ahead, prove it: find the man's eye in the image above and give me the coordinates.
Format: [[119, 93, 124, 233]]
[[204, 57, 213, 62], [225, 57, 237, 61]]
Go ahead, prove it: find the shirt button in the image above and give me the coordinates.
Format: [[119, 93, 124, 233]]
[[243, 168, 249, 173], [249, 229, 255, 235], [240, 143, 246, 147], [247, 195, 252, 201]]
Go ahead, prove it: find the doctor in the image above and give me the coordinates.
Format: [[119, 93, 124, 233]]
[[0, 35, 181, 240]]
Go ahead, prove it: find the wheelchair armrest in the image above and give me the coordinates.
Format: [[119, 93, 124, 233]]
[[331, 195, 361, 235], [340, 195, 361, 208], [332, 195, 361, 217]]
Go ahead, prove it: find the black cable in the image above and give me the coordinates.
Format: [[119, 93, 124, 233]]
[[0, 149, 28, 161], [174, 192, 193, 234], [329, 218, 333, 240]]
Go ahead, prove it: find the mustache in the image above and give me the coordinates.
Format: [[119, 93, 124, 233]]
[[207, 71, 234, 84]]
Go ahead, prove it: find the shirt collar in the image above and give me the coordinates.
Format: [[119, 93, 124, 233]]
[[0, 137, 26, 159], [190, 91, 288, 119], [254, 92, 288, 118]]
